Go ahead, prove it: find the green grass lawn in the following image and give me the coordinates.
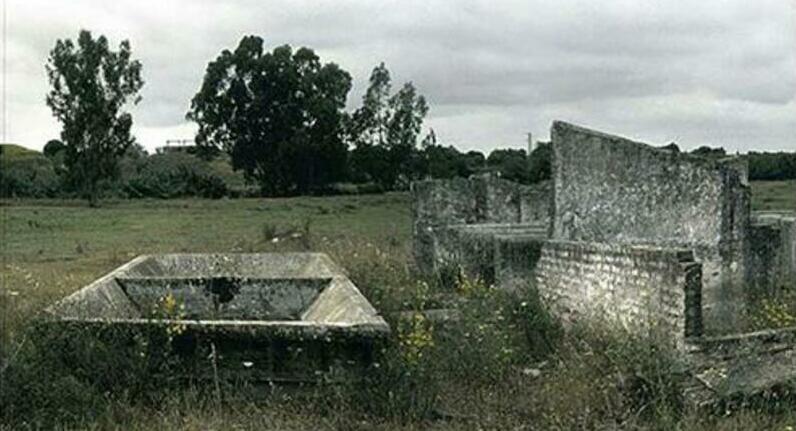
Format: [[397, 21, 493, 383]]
[[1, 183, 796, 430], [751, 180, 796, 212], [1, 194, 410, 330]]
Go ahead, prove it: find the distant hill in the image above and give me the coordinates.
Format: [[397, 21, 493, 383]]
[[1, 143, 41, 160]]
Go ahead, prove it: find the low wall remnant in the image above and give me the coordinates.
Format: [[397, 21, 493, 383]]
[[748, 212, 796, 294], [411, 173, 551, 276], [534, 240, 703, 343]]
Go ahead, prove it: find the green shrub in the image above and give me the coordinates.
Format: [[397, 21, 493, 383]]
[[0, 322, 192, 428], [431, 275, 561, 384], [746, 279, 796, 330], [352, 282, 442, 422], [531, 323, 686, 428], [124, 152, 228, 199], [0, 154, 60, 198]]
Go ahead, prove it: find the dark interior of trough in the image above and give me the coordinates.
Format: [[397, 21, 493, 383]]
[[116, 277, 330, 321]]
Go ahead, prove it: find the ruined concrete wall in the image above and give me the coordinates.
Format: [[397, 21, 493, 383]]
[[494, 235, 544, 291], [411, 174, 552, 274], [534, 240, 703, 343], [519, 180, 553, 228], [551, 121, 749, 334], [411, 177, 476, 274], [470, 174, 521, 223], [748, 213, 796, 294], [435, 223, 548, 285]]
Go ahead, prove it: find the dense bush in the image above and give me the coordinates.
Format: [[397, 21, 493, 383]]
[[124, 152, 228, 199], [748, 152, 796, 181], [486, 148, 530, 183], [527, 141, 552, 183], [0, 154, 61, 198]]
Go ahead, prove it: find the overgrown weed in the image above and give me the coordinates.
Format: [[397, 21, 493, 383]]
[[4, 238, 796, 429]]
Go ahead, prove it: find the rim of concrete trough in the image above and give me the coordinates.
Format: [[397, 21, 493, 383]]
[[44, 253, 391, 339]]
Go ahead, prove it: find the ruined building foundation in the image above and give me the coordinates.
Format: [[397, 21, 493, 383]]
[[412, 121, 796, 403]]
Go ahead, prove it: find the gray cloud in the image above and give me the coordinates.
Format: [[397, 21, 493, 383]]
[[5, 0, 796, 153]]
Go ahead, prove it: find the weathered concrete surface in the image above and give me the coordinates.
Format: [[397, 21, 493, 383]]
[[520, 180, 553, 224], [494, 235, 545, 291], [433, 222, 548, 284], [118, 277, 328, 321], [685, 327, 796, 407], [49, 253, 388, 336], [551, 121, 749, 334], [47, 253, 389, 381], [534, 240, 703, 344], [748, 212, 796, 294], [411, 173, 551, 275]]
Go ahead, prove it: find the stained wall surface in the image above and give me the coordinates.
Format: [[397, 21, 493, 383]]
[[534, 240, 703, 343], [551, 121, 749, 334], [435, 223, 548, 284], [411, 174, 551, 274], [748, 213, 796, 293]]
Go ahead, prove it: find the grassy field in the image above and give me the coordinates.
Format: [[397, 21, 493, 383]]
[[1, 194, 410, 333], [751, 180, 796, 212], [0, 144, 40, 160], [1, 181, 795, 430]]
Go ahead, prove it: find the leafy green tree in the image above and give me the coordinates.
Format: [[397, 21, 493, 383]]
[[347, 63, 392, 186], [486, 149, 530, 183], [42, 139, 67, 178], [124, 152, 227, 199], [348, 63, 430, 190], [46, 30, 144, 206], [422, 144, 468, 179], [528, 142, 552, 183], [691, 146, 726, 159], [387, 82, 429, 187], [463, 150, 486, 175], [42, 139, 65, 158], [748, 152, 796, 181], [348, 63, 391, 149], [187, 36, 351, 196]]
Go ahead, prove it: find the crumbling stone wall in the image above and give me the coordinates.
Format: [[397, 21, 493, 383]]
[[435, 223, 548, 284], [747, 212, 796, 294], [411, 173, 551, 275], [411, 177, 475, 275], [551, 121, 749, 334], [520, 180, 553, 224], [534, 240, 703, 343], [494, 235, 545, 291]]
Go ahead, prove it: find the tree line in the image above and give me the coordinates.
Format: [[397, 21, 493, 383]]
[[0, 30, 554, 204], [1, 30, 792, 204], [691, 145, 796, 181]]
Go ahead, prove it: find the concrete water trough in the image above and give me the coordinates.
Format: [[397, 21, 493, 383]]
[[47, 253, 390, 381]]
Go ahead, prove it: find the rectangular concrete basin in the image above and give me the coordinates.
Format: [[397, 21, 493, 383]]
[[46, 253, 389, 381]]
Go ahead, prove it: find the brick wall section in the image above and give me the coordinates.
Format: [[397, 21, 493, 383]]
[[534, 240, 703, 342]]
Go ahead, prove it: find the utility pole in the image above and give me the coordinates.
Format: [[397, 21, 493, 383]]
[[527, 132, 536, 154]]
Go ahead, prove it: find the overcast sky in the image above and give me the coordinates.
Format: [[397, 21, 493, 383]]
[[4, 0, 796, 154]]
